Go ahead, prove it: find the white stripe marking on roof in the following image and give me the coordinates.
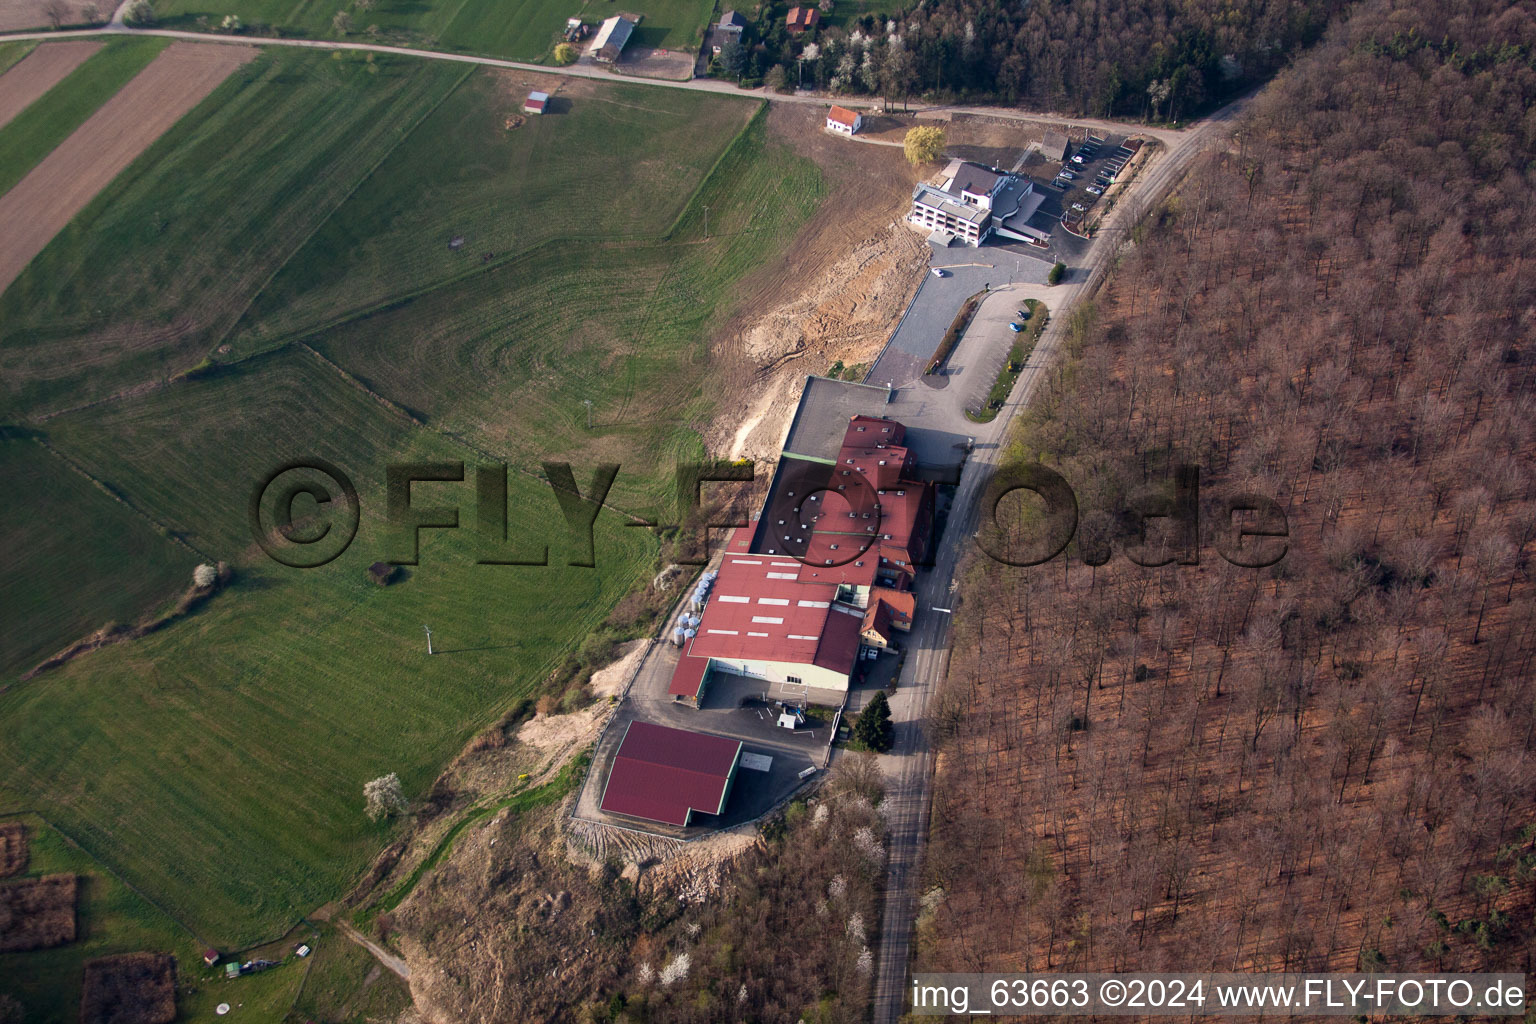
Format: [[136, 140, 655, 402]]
[[751, 616, 785, 624], [787, 634, 819, 641], [747, 631, 770, 637], [797, 600, 830, 608], [757, 597, 790, 606], [706, 629, 739, 635], [716, 595, 749, 603], [766, 572, 797, 580]]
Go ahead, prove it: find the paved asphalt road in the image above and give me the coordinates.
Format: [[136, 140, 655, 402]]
[[868, 94, 1251, 1024]]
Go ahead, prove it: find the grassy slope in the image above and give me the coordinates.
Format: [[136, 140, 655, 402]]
[[152, 0, 712, 58], [0, 49, 469, 420], [0, 63, 823, 954], [244, 99, 821, 511], [0, 815, 305, 1024], [0, 436, 195, 677], [1, 349, 651, 945], [0, 37, 169, 198], [236, 76, 759, 345]]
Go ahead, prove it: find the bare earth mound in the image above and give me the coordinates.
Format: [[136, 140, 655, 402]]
[[80, 952, 177, 1024], [0, 872, 76, 951], [0, 821, 26, 877], [0, 40, 101, 130], [0, 41, 257, 295]]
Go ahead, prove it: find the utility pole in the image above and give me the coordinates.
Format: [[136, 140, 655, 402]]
[[423, 624, 433, 655], [583, 398, 593, 429], [703, 205, 709, 239]]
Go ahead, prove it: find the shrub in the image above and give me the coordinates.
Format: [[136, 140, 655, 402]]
[[122, 0, 154, 26], [553, 43, 577, 65], [904, 126, 946, 165], [1048, 261, 1066, 285]]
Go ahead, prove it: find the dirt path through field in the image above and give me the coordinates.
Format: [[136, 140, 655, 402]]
[[0, 39, 99, 129], [0, 40, 254, 295]]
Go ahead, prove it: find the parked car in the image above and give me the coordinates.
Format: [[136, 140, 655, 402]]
[[1059, 168, 1078, 179], [1086, 185, 1104, 195], [1071, 154, 1086, 163], [930, 267, 947, 277], [1071, 202, 1087, 212], [1053, 179, 1072, 190], [1016, 309, 1029, 318], [1008, 322, 1025, 333]]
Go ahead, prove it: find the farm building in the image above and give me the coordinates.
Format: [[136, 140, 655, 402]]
[[786, 5, 819, 32], [1041, 130, 1070, 161], [591, 15, 636, 62], [826, 105, 862, 135], [599, 721, 742, 826], [524, 91, 548, 115], [718, 9, 746, 32]]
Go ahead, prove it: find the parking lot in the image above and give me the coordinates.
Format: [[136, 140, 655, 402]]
[[1047, 133, 1138, 233]]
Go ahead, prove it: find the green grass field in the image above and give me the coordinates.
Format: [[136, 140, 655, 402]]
[[0, 53, 825, 959], [0, 435, 196, 677], [0, 815, 306, 1024], [0, 40, 38, 76], [0, 38, 168, 199], [3, 348, 652, 945], [236, 76, 760, 346], [151, 0, 713, 59], [0, 49, 469, 420]]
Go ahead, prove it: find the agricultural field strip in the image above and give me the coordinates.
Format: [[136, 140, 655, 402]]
[[0, 41, 255, 293], [0, 39, 98, 128]]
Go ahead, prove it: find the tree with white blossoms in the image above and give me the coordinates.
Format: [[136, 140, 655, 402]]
[[801, 42, 819, 62], [193, 563, 218, 588], [658, 951, 691, 986], [636, 962, 654, 985], [857, 946, 874, 974], [846, 911, 864, 940], [363, 772, 407, 821]]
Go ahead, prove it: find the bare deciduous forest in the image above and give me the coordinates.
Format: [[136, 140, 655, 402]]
[[921, 0, 1536, 980]]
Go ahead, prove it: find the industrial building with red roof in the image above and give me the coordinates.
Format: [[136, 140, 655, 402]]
[[598, 721, 742, 826], [667, 414, 931, 705]]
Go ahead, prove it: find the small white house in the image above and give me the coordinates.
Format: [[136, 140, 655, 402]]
[[826, 105, 862, 136]]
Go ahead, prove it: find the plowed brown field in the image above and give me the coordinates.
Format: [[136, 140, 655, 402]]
[[0, 40, 100, 129], [0, 41, 256, 295]]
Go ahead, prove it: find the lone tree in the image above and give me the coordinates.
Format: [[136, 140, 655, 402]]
[[903, 125, 946, 166], [719, 38, 749, 80], [122, 0, 154, 26], [1048, 261, 1066, 285], [332, 9, 353, 33], [363, 772, 407, 821], [853, 690, 895, 752], [553, 42, 577, 65], [193, 563, 218, 588]]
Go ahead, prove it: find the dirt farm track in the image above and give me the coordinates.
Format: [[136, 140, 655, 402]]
[[0, 40, 255, 293], [0, 39, 99, 127]]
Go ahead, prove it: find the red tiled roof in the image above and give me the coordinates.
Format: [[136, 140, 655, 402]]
[[844, 415, 905, 447], [872, 587, 915, 628], [787, 5, 819, 29], [861, 600, 893, 641], [815, 604, 864, 672], [599, 721, 741, 826], [827, 105, 859, 127]]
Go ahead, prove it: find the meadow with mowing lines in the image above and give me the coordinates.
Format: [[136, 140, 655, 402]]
[[152, 0, 713, 59], [0, 64, 824, 957], [247, 105, 824, 512], [2, 350, 654, 946], [0, 435, 196, 678], [0, 38, 168, 199], [0, 49, 468, 420], [0, 816, 305, 1024], [236, 73, 760, 346]]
